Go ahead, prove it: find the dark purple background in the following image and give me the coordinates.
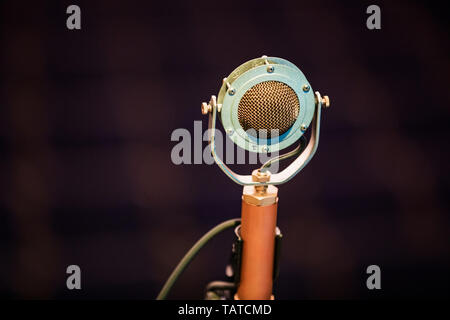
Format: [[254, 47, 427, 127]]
[[0, 0, 449, 299]]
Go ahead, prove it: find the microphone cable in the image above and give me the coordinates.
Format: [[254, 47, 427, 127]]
[[156, 218, 241, 300], [259, 135, 308, 172]]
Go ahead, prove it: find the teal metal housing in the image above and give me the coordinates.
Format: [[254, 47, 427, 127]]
[[217, 57, 315, 153]]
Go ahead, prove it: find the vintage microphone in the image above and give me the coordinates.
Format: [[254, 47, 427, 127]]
[[200, 56, 330, 300]]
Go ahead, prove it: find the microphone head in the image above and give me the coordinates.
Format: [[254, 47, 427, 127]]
[[217, 56, 315, 153], [237, 80, 300, 139]]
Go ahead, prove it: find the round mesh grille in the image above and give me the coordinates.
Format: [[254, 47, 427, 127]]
[[237, 81, 300, 138]]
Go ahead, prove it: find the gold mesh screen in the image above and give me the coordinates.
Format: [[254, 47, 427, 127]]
[[237, 81, 300, 138]]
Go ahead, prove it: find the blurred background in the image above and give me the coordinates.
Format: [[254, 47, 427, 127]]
[[0, 0, 449, 299]]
